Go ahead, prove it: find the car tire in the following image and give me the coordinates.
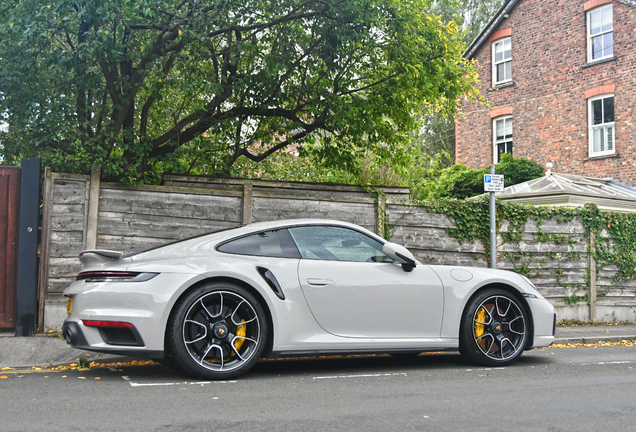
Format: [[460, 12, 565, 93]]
[[459, 288, 529, 366], [166, 281, 268, 380]]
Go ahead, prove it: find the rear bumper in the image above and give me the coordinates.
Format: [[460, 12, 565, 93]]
[[62, 321, 163, 359]]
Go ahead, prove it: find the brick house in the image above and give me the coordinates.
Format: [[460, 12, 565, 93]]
[[455, 0, 636, 185]]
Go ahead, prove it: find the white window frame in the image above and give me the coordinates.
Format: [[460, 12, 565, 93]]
[[493, 115, 513, 164], [492, 37, 512, 86], [588, 94, 615, 157], [587, 4, 613, 63]]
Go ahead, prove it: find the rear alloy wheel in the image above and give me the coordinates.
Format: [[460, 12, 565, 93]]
[[167, 282, 267, 379], [460, 289, 529, 366]]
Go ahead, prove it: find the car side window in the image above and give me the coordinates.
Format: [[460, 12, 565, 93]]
[[288, 226, 394, 263], [217, 229, 301, 258]]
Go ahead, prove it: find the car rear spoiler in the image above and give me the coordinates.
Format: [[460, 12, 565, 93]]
[[79, 250, 125, 269]]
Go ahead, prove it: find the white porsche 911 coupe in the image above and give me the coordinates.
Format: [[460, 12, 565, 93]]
[[62, 219, 555, 379]]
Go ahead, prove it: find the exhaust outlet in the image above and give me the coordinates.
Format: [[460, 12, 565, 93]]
[[63, 326, 74, 345]]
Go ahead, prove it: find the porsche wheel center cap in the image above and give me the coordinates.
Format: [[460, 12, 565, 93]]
[[213, 322, 229, 339], [492, 322, 503, 334]]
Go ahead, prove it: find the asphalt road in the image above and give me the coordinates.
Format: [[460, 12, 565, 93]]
[[1, 346, 635, 432]]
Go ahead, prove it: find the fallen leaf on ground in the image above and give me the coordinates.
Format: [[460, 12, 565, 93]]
[[551, 340, 636, 349]]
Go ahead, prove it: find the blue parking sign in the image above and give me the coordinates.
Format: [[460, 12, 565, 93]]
[[484, 174, 504, 192]]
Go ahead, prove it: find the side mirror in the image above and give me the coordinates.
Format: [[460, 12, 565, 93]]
[[382, 242, 417, 272]]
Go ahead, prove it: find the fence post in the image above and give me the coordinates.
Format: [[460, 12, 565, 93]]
[[589, 230, 597, 322], [85, 166, 100, 250], [376, 191, 387, 238], [242, 181, 253, 224], [37, 168, 53, 332]]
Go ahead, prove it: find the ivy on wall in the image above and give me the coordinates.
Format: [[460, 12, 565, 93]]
[[413, 198, 636, 304]]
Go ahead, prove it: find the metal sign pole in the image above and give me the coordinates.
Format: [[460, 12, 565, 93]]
[[489, 165, 496, 269], [484, 168, 503, 269]]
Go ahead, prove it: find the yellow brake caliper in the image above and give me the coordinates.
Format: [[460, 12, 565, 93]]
[[474, 307, 486, 338], [233, 319, 246, 354], [205, 319, 246, 363]]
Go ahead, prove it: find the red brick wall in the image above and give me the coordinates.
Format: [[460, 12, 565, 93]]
[[456, 0, 636, 185]]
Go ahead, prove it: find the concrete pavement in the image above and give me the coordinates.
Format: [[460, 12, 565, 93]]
[[1, 325, 635, 369]]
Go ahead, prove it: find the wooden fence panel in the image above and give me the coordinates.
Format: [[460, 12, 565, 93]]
[[44, 177, 88, 298], [40, 171, 636, 329], [95, 186, 244, 253], [252, 196, 377, 233]]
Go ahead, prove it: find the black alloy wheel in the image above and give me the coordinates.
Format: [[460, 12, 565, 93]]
[[460, 288, 529, 366], [167, 282, 267, 379]]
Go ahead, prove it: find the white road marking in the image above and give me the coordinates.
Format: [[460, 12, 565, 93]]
[[313, 372, 408, 380], [464, 367, 505, 372], [572, 360, 635, 367], [121, 376, 236, 387]]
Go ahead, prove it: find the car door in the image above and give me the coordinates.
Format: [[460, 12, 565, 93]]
[[289, 225, 444, 338]]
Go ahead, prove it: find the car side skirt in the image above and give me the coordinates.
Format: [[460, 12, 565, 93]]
[[269, 347, 458, 358]]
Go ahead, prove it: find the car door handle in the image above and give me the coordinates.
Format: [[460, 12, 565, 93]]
[[307, 278, 335, 286]]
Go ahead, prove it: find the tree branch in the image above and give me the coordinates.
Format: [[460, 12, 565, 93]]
[[140, 52, 178, 137], [239, 122, 323, 163]]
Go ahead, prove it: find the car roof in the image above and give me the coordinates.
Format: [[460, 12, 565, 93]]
[[128, 219, 384, 260], [213, 219, 380, 242]]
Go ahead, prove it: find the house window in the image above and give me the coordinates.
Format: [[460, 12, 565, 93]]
[[493, 116, 513, 163], [492, 38, 512, 86], [587, 5, 613, 62], [588, 94, 615, 157]]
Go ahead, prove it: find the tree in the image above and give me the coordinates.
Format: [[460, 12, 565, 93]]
[[409, 0, 504, 164], [0, 0, 480, 183], [429, 0, 504, 45]]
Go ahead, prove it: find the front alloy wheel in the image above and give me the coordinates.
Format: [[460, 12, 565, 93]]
[[167, 283, 267, 379], [460, 289, 529, 366]]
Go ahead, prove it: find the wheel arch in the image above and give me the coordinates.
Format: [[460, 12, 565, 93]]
[[163, 276, 275, 358], [461, 282, 535, 350]]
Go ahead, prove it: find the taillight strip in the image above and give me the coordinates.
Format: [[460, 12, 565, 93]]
[[76, 271, 139, 280], [75, 272, 158, 282], [83, 320, 134, 328]]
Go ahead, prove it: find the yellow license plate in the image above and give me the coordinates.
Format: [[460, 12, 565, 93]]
[[67, 298, 73, 314]]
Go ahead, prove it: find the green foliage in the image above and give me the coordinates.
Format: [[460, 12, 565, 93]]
[[496, 153, 545, 187], [410, 111, 457, 163], [0, 0, 481, 183], [77, 357, 91, 369], [429, 0, 505, 46], [412, 0, 505, 163], [412, 153, 544, 200], [580, 203, 636, 282]]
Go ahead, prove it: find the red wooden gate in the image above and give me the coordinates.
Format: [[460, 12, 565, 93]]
[[0, 167, 19, 328]]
